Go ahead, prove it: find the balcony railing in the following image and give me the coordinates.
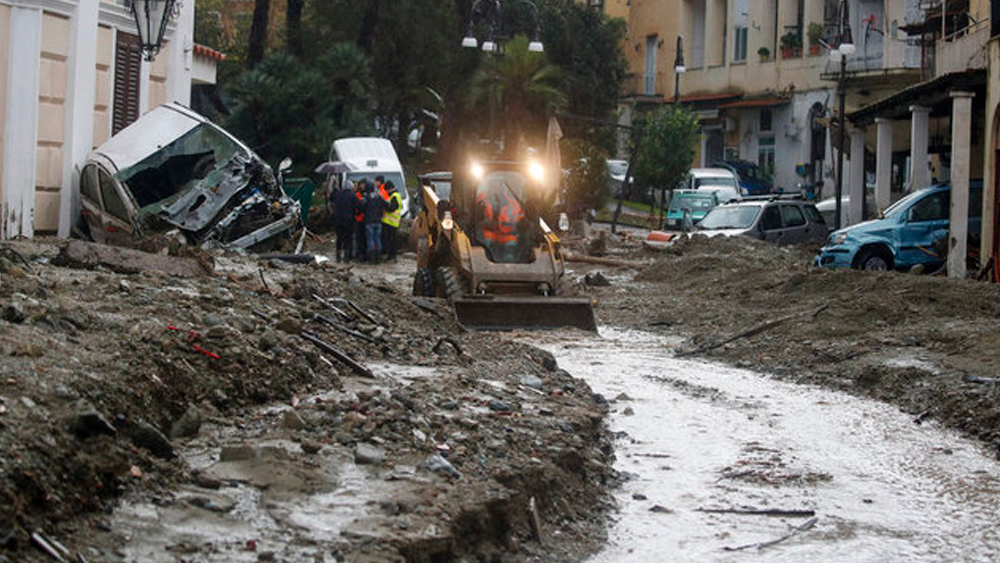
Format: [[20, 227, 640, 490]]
[[934, 18, 989, 76]]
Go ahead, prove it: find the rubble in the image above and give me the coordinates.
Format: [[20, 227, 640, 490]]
[[0, 238, 613, 562], [575, 231, 1000, 457]]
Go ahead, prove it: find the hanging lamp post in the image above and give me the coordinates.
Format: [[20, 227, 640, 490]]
[[126, 0, 180, 61]]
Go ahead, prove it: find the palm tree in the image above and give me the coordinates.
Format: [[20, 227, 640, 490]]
[[471, 35, 566, 158]]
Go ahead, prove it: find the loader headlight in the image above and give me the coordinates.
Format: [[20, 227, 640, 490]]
[[470, 162, 485, 180], [442, 210, 454, 231], [528, 160, 545, 182]]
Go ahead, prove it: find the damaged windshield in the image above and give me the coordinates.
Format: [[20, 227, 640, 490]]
[[698, 204, 761, 230], [116, 123, 246, 212]]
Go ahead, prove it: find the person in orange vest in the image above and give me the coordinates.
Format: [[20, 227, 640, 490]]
[[375, 175, 388, 201], [476, 188, 524, 261], [353, 180, 367, 261], [380, 181, 403, 261]]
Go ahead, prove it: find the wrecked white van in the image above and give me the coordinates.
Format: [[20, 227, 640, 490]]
[[78, 103, 300, 251]]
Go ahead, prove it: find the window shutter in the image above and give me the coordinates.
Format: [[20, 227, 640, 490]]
[[113, 32, 142, 135]]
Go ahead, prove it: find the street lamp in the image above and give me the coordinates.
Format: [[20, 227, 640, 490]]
[[461, 0, 544, 146], [674, 36, 686, 103], [126, 0, 180, 61], [461, 0, 544, 54], [833, 0, 854, 231]]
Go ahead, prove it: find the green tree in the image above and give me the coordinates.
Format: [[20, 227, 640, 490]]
[[225, 47, 374, 168], [535, 1, 627, 152], [471, 35, 566, 158], [561, 138, 610, 218], [633, 105, 700, 206]]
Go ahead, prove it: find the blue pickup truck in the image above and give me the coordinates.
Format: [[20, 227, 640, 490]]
[[815, 182, 982, 271]]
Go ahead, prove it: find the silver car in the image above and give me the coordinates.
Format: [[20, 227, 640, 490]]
[[695, 197, 827, 245], [78, 103, 300, 251]]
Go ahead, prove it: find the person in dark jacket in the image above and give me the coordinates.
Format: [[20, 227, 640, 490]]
[[331, 180, 358, 262], [363, 183, 386, 263]]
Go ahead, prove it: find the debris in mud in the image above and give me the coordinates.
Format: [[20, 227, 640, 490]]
[[0, 238, 613, 563], [577, 230, 1000, 459]]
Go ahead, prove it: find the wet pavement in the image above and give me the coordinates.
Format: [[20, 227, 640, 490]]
[[540, 328, 1000, 562]]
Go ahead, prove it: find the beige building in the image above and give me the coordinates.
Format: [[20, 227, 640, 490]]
[[618, 0, 925, 197], [0, 0, 219, 240], [577, 0, 629, 21]]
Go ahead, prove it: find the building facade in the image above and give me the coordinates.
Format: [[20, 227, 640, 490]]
[[0, 0, 215, 240], [618, 0, 926, 203]]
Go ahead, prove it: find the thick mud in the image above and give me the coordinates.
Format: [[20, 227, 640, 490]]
[[538, 328, 1000, 562], [0, 240, 613, 562]]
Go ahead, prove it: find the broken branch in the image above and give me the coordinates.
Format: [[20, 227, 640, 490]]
[[723, 517, 818, 552], [312, 294, 352, 320], [677, 305, 829, 357], [300, 330, 374, 379], [562, 251, 645, 270], [313, 314, 378, 344]]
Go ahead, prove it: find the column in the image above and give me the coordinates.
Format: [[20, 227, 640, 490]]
[[2, 6, 42, 239], [948, 91, 974, 279], [849, 127, 866, 225], [165, 0, 194, 106], [875, 117, 893, 211], [59, 0, 100, 238], [909, 105, 931, 192]]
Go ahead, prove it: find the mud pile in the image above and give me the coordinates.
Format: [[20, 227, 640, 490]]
[[0, 240, 612, 562], [574, 232, 1000, 456]]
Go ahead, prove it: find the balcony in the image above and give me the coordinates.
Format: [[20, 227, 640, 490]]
[[934, 18, 989, 76], [621, 74, 664, 103]]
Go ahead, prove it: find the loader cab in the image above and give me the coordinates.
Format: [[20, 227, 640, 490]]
[[459, 161, 544, 264]]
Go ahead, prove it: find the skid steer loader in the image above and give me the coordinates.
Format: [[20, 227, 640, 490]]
[[411, 159, 596, 331]]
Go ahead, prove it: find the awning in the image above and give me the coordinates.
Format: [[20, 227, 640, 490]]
[[718, 97, 790, 109], [670, 92, 742, 104], [846, 69, 985, 126]]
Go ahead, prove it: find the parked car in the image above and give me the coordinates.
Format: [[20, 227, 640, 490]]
[[712, 160, 772, 195], [815, 189, 877, 231], [696, 197, 827, 245], [665, 190, 720, 230], [815, 182, 983, 271], [78, 103, 301, 251], [328, 137, 411, 217]]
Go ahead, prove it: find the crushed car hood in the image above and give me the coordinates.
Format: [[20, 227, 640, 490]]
[[88, 103, 300, 249]]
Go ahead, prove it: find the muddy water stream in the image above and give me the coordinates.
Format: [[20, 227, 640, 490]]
[[540, 328, 1000, 562]]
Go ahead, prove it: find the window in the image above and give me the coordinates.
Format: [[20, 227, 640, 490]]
[[780, 204, 806, 227], [98, 169, 130, 222], [760, 205, 782, 230], [80, 165, 101, 205], [759, 108, 773, 133], [734, 0, 748, 61], [734, 26, 748, 61], [644, 35, 658, 96], [803, 204, 823, 223], [907, 191, 949, 222], [113, 32, 142, 134]]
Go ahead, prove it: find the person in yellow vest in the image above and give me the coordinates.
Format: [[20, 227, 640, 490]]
[[381, 181, 403, 262]]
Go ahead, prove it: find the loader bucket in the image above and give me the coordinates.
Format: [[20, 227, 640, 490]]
[[453, 296, 597, 332]]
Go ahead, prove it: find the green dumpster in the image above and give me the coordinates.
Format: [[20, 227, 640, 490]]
[[282, 178, 315, 224]]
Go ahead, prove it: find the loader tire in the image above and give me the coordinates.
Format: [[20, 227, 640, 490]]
[[412, 268, 434, 296], [435, 266, 464, 304]]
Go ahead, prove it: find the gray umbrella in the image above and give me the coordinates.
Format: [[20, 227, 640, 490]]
[[314, 161, 353, 175]]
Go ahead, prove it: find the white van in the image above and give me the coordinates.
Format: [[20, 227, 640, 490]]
[[329, 137, 410, 217]]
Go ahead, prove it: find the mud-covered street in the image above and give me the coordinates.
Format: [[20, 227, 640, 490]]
[[3, 228, 1000, 562], [538, 328, 1000, 562]]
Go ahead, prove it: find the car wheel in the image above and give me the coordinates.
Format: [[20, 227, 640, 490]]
[[855, 248, 892, 271]]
